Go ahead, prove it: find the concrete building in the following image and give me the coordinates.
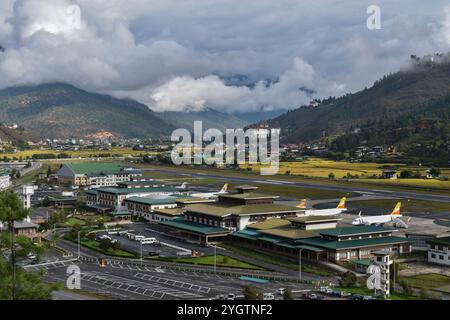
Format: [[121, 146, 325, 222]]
[[85, 187, 190, 212], [0, 168, 11, 190], [57, 163, 140, 187], [427, 236, 450, 266], [231, 222, 411, 263]]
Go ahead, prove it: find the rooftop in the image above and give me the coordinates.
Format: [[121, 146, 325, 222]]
[[288, 215, 341, 224], [319, 226, 396, 237], [427, 236, 450, 246], [297, 235, 408, 250], [184, 203, 302, 217], [259, 227, 318, 240], [247, 219, 292, 230], [218, 192, 279, 200], [97, 187, 184, 195], [152, 208, 184, 216], [159, 217, 229, 235], [125, 196, 181, 205]]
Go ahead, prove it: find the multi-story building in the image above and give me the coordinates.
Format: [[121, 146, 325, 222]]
[[427, 236, 450, 266], [57, 163, 141, 187], [0, 168, 11, 190], [86, 187, 190, 212]]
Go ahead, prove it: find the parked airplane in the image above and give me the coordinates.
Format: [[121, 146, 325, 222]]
[[351, 202, 409, 228], [176, 182, 188, 189], [190, 184, 229, 198], [297, 197, 347, 216]]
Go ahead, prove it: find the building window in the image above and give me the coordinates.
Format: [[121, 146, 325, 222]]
[[439, 255, 444, 260], [431, 253, 436, 259]]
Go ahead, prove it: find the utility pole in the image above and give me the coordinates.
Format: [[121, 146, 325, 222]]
[[298, 249, 302, 283], [214, 245, 217, 274]]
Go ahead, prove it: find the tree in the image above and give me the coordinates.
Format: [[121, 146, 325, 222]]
[[242, 285, 261, 300], [328, 172, 335, 180], [283, 288, 294, 300], [428, 167, 441, 178], [339, 271, 357, 287], [46, 166, 52, 178], [0, 191, 30, 299]]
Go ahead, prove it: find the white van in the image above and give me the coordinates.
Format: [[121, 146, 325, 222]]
[[140, 237, 157, 245], [134, 235, 145, 242]]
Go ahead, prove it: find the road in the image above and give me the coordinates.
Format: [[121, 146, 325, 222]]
[[140, 168, 450, 203]]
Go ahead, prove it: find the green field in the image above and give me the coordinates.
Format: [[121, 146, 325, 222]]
[[403, 273, 450, 289], [0, 147, 158, 160], [349, 199, 450, 213], [155, 255, 262, 270]]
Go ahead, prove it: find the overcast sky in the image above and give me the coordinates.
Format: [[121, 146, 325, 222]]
[[1, 0, 450, 113]]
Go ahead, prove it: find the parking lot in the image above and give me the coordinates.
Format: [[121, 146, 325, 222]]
[[96, 224, 198, 258]]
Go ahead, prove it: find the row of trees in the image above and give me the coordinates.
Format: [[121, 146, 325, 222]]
[[0, 191, 57, 299], [242, 285, 293, 300]]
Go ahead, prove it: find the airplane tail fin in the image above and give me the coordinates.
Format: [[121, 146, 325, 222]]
[[358, 211, 362, 217], [180, 182, 187, 189], [219, 184, 228, 193], [297, 199, 307, 209], [337, 197, 346, 209], [391, 202, 401, 215]]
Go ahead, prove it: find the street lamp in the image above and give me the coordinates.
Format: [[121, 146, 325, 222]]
[[140, 241, 143, 266], [214, 245, 217, 275], [77, 230, 81, 259]]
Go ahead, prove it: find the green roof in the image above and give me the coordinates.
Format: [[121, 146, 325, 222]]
[[427, 236, 450, 246], [297, 235, 409, 250], [351, 259, 371, 267], [65, 163, 123, 175], [159, 217, 229, 235], [185, 203, 303, 217], [0, 168, 10, 176], [320, 226, 395, 237], [125, 196, 180, 205]]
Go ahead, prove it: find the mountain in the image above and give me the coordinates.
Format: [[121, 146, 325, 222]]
[[266, 54, 450, 144], [156, 108, 249, 131], [0, 125, 38, 146], [235, 110, 286, 123], [0, 83, 175, 139]]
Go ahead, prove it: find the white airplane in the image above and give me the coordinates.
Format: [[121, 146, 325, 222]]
[[297, 197, 347, 216], [176, 182, 188, 189], [352, 202, 409, 228], [190, 184, 229, 199]]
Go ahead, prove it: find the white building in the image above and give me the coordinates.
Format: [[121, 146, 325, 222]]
[[427, 237, 450, 266], [0, 169, 11, 190]]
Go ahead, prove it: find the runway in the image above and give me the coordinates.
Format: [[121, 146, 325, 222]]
[[140, 168, 450, 203]]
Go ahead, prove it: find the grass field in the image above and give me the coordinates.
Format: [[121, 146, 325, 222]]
[[79, 238, 136, 258], [133, 163, 450, 196], [403, 274, 450, 289], [333, 287, 420, 300], [242, 158, 450, 179], [155, 255, 262, 270], [0, 147, 158, 160], [349, 199, 450, 213]]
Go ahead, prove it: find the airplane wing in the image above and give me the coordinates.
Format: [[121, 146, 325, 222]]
[[392, 217, 408, 229]]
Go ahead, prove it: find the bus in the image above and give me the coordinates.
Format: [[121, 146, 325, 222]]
[[140, 237, 157, 245]]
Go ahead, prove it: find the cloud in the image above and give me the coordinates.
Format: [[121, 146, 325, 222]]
[[0, 0, 450, 113]]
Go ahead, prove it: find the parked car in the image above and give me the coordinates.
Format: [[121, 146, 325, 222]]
[[351, 294, 365, 300], [263, 293, 275, 300], [215, 295, 226, 300], [339, 291, 352, 298], [226, 293, 236, 300], [148, 251, 159, 257], [363, 295, 376, 300]]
